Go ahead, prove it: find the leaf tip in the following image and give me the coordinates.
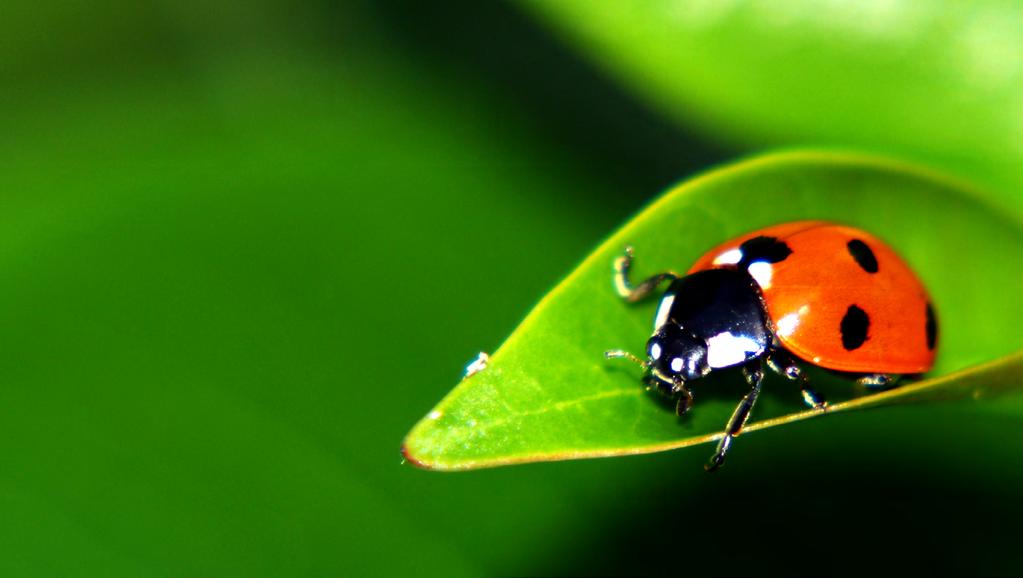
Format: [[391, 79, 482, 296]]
[[400, 440, 435, 471]]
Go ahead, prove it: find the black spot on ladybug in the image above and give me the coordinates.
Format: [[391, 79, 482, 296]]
[[847, 239, 878, 273], [737, 236, 792, 268], [925, 303, 937, 350], [840, 305, 870, 350]]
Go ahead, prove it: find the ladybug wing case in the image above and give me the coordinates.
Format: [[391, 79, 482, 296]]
[[690, 221, 936, 375]]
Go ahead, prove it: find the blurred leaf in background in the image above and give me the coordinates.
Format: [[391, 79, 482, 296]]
[[1, 0, 1022, 576], [525, 1, 1023, 213]]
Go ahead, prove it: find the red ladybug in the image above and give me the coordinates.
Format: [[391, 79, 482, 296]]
[[606, 221, 936, 471]]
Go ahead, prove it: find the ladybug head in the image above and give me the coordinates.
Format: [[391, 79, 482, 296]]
[[646, 324, 710, 387]]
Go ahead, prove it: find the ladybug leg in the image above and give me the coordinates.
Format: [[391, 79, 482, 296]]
[[705, 361, 763, 472], [673, 377, 694, 416], [857, 374, 900, 390], [766, 351, 826, 410], [614, 246, 679, 303]]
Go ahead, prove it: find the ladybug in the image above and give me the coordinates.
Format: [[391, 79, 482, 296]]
[[606, 221, 937, 471]]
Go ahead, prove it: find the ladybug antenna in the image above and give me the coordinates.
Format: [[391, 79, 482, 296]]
[[605, 349, 649, 370]]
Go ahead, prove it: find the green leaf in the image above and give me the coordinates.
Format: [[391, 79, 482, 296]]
[[404, 151, 1023, 470], [522, 2, 1023, 210]]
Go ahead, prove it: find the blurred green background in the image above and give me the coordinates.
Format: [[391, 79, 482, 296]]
[[3, 1, 1023, 575]]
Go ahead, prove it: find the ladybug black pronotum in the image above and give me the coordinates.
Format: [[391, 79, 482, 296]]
[[606, 221, 937, 471]]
